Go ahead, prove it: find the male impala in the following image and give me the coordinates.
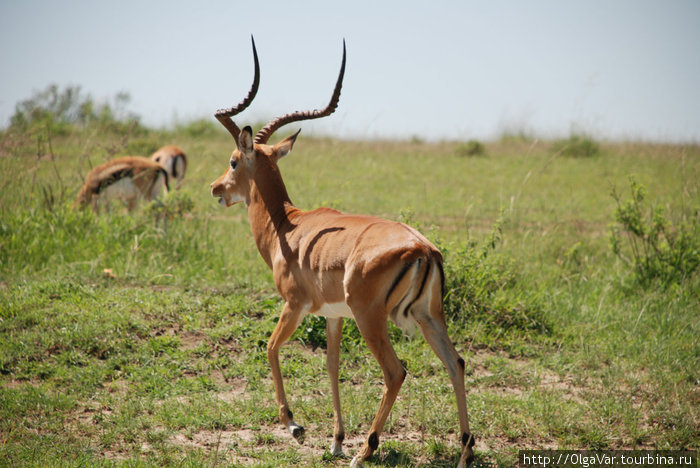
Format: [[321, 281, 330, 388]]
[[151, 145, 187, 189], [210, 38, 476, 467], [74, 156, 169, 211]]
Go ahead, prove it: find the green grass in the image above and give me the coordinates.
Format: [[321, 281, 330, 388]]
[[0, 122, 698, 466]]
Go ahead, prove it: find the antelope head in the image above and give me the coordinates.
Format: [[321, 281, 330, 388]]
[[210, 36, 346, 208], [151, 145, 187, 189]]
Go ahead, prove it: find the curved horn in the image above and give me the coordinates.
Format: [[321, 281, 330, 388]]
[[255, 39, 346, 145], [215, 35, 260, 144]]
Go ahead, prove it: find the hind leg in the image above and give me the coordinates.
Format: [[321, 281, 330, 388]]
[[350, 312, 406, 466], [416, 313, 475, 467], [326, 317, 345, 456]]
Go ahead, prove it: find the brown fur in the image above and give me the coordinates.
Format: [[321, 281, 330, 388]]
[[74, 156, 169, 211], [211, 127, 474, 466], [150, 145, 187, 188]]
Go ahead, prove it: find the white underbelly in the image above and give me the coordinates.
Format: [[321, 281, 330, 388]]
[[315, 302, 354, 319], [100, 178, 138, 202]]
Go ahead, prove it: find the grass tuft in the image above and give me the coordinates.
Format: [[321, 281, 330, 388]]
[[552, 133, 600, 158], [456, 139, 486, 157]]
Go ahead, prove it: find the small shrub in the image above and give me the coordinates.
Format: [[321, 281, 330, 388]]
[[125, 138, 161, 156], [609, 176, 699, 286], [293, 315, 329, 350], [455, 140, 486, 157], [499, 129, 534, 143], [293, 312, 397, 351], [442, 216, 550, 336], [143, 191, 194, 220], [553, 134, 599, 158], [8, 84, 143, 135], [176, 118, 220, 138]]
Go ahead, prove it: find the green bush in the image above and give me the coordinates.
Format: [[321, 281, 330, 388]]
[[6, 84, 144, 136], [455, 139, 486, 157], [143, 191, 195, 220], [609, 176, 699, 286], [175, 118, 221, 138], [441, 218, 550, 337], [553, 134, 599, 158], [125, 137, 162, 156]]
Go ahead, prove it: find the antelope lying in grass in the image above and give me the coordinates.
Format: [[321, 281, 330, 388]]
[[210, 37, 476, 467], [151, 145, 187, 189], [74, 156, 169, 211]]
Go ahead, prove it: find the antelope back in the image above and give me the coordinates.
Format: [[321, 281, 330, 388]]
[[75, 156, 169, 211]]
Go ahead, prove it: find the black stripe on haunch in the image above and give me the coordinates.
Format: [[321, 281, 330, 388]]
[[385, 262, 412, 304], [437, 261, 445, 298], [404, 258, 431, 317]]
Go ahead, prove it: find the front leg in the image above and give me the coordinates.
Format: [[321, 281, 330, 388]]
[[326, 317, 345, 456], [267, 302, 306, 442]]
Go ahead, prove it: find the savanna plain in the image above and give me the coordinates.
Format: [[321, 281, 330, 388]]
[[0, 96, 698, 466]]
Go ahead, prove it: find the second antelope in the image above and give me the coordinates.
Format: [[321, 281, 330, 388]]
[[74, 156, 169, 211], [151, 145, 187, 189], [210, 38, 476, 467]]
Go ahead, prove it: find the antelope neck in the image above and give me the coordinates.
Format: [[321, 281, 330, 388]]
[[246, 161, 300, 268]]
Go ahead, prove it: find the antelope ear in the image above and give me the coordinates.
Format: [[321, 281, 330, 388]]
[[238, 126, 255, 159], [271, 129, 301, 162]]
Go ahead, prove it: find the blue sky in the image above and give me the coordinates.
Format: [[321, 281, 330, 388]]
[[1, 1, 699, 142]]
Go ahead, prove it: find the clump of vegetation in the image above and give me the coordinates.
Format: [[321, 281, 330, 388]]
[[175, 118, 221, 138], [455, 139, 486, 157], [441, 217, 551, 339], [398, 211, 549, 339], [124, 138, 162, 156], [609, 176, 699, 286], [7, 84, 144, 136], [499, 129, 535, 143], [553, 133, 600, 158], [143, 191, 195, 221]]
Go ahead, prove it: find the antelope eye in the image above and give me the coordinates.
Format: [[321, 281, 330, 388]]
[[230, 160, 238, 170]]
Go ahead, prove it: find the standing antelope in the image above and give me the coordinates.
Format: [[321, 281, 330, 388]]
[[151, 145, 187, 189], [210, 38, 475, 467], [74, 156, 169, 211]]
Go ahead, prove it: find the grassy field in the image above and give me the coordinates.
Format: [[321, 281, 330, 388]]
[[0, 117, 698, 467]]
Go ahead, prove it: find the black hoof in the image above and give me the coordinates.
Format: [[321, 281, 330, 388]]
[[291, 425, 305, 443]]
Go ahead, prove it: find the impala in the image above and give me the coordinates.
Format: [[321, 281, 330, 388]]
[[151, 145, 187, 189], [74, 156, 169, 211], [210, 37, 475, 467]]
